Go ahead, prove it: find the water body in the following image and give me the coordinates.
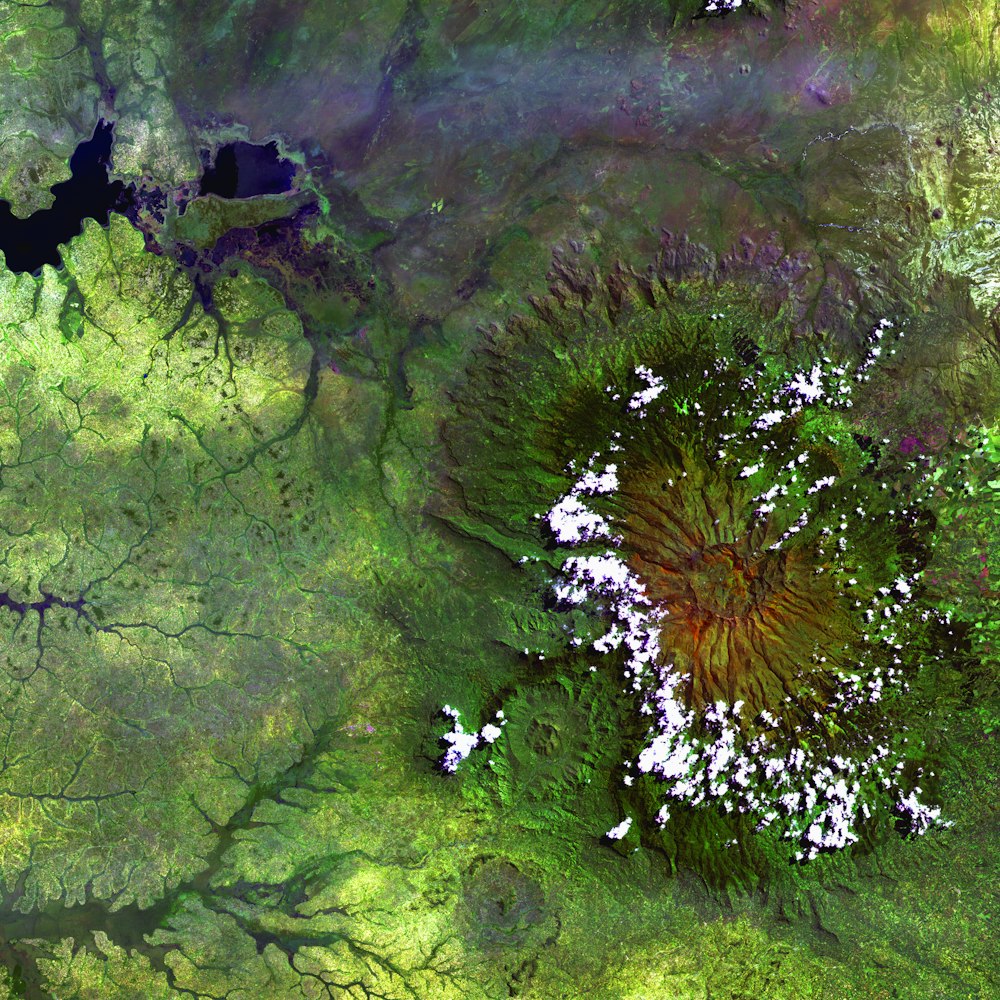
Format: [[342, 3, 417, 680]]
[[0, 590, 86, 619], [0, 120, 126, 275], [199, 140, 295, 198]]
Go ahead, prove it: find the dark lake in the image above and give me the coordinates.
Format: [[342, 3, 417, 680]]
[[199, 140, 295, 199], [0, 119, 125, 275]]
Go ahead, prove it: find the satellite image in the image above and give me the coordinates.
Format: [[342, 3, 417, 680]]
[[0, 1, 996, 997]]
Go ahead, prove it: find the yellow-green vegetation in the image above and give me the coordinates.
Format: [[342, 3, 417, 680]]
[[0, 0, 998, 997], [0, 214, 396, 914], [0, 2, 100, 217], [171, 191, 316, 250], [12, 709, 996, 998], [0, 0, 197, 216]]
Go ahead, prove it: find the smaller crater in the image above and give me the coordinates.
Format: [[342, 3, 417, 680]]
[[525, 719, 561, 757], [460, 858, 546, 953]]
